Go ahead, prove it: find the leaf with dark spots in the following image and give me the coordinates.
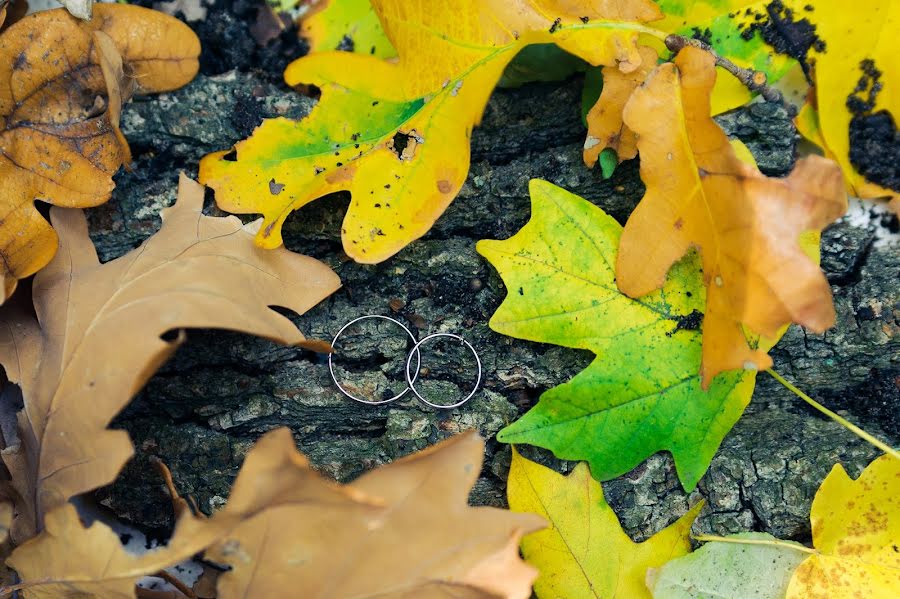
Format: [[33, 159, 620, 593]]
[[787, 0, 898, 204], [200, 0, 663, 264], [478, 179, 757, 492], [0, 5, 200, 303], [785, 455, 900, 597]]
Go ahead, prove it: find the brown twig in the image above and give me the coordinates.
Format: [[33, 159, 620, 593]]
[[151, 456, 194, 519], [151, 570, 196, 598], [665, 34, 786, 106]]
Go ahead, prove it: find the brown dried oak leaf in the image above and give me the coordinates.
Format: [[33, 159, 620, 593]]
[[0, 174, 341, 544], [0, 5, 200, 302], [198, 428, 545, 599], [617, 46, 847, 386], [5, 502, 225, 598], [5, 429, 541, 598], [583, 45, 658, 168]]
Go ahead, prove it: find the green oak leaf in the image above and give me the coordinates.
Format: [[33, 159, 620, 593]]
[[477, 180, 756, 491], [647, 532, 808, 598]]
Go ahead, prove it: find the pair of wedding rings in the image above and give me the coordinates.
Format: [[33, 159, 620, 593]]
[[328, 315, 482, 410]]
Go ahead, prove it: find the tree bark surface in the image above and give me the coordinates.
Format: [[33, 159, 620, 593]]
[[89, 69, 898, 544]]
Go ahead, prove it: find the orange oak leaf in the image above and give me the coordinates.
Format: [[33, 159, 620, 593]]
[[0, 5, 200, 302], [583, 45, 658, 167], [0, 175, 340, 543], [617, 46, 847, 386], [201, 428, 545, 598]]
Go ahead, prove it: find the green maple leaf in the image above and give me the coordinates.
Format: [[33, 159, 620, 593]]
[[477, 180, 757, 491]]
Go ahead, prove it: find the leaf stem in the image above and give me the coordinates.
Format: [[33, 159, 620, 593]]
[[564, 21, 670, 42], [692, 534, 816, 554], [766, 369, 900, 460]]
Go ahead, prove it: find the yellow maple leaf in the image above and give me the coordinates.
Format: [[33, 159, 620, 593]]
[[616, 46, 847, 386], [508, 450, 702, 598], [200, 0, 663, 263], [786, 454, 900, 598]]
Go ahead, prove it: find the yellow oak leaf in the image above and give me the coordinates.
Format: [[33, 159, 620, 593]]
[[0, 175, 340, 543], [199, 428, 544, 598], [617, 46, 847, 386], [508, 450, 702, 598], [200, 0, 663, 263], [786, 454, 900, 598], [0, 5, 200, 303]]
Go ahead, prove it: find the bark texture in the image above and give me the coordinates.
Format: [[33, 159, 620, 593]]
[[87, 67, 898, 545]]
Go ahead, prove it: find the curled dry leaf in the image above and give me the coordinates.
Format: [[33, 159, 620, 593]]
[[0, 174, 341, 543], [197, 428, 544, 598], [5, 429, 542, 598], [583, 45, 657, 168], [0, 5, 200, 302], [200, 0, 662, 264], [5, 503, 224, 599], [617, 46, 847, 386]]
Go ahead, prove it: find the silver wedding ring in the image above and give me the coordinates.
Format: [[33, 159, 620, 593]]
[[405, 333, 482, 409], [329, 315, 420, 405], [329, 315, 481, 410]]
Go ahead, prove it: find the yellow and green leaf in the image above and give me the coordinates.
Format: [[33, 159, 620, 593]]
[[508, 450, 702, 598], [651, 0, 796, 113], [299, 0, 395, 59], [789, 0, 898, 202], [478, 180, 757, 491], [200, 0, 664, 263]]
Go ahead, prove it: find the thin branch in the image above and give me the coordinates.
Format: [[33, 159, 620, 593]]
[[665, 34, 786, 106]]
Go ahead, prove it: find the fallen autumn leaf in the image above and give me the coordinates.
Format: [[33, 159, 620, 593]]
[[0, 174, 340, 543]]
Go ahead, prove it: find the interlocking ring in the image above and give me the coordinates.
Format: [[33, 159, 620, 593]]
[[405, 332, 482, 410], [328, 315, 421, 405]]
